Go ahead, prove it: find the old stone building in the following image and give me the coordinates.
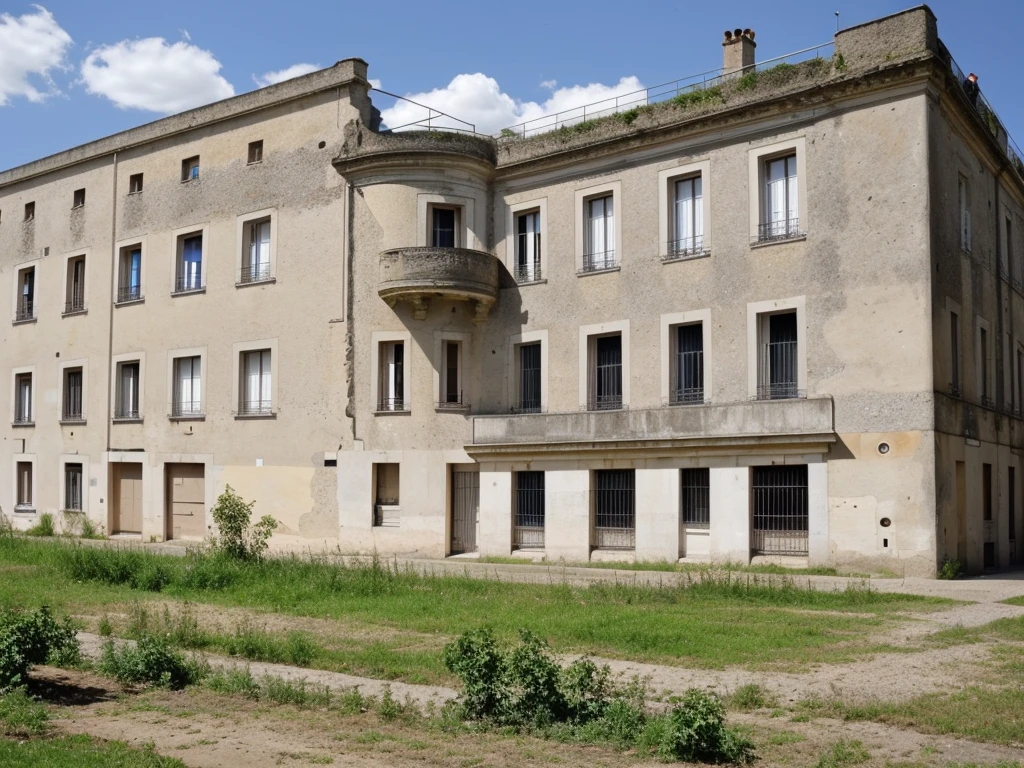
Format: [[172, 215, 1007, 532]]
[[0, 6, 1019, 577]]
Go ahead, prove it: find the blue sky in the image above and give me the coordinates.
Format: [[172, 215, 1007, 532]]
[[0, 0, 1021, 172]]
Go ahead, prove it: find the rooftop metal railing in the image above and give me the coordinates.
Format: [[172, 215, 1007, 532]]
[[373, 88, 477, 134]]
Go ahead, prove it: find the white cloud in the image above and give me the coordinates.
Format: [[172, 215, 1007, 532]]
[[0, 5, 72, 106], [539, 79, 557, 90], [255, 63, 319, 88], [81, 37, 234, 113], [369, 78, 382, 90], [378, 72, 644, 135]]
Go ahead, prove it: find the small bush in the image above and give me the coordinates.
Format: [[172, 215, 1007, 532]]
[[99, 635, 206, 689], [0, 687, 49, 737], [209, 486, 277, 561], [618, 108, 641, 125], [670, 86, 723, 109], [814, 739, 870, 768], [730, 683, 778, 711], [654, 689, 754, 763], [0, 606, 80, 689], [938, 558, 963, 580], [25, 513, 55, 537], [98, 615, 113, 637]]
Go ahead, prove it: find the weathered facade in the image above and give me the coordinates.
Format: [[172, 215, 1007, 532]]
[[0, 6, 1019, 577]]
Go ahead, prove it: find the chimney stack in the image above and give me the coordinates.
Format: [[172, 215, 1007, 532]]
[[723, 28, 756, 79]]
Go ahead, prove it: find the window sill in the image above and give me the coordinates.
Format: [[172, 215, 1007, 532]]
[[513, 278, 547, 287], [11, 422, 35, 428], [576, 265, 620, 277], [71, 204, 84, 211], [374, 409, 410, 416], [661, 250, 711, 264], [114, 297, 145, 307], [13, 508, 36, 515], [127, 191, 142, 197], [169, 414, 206, 422], [684, 526, 710, 534], [61, 309, 87, 318], [171, 287, 206, 297], [750, 234, 807, 250], [247, 160, 263, 166], [12, 317, 37, 326], [112, 417, 143, 424], [235, 277, 276, 288], [180, 178, 199, 184], [59, 419, 87, 426], [436, 404, 470, 413], [234, 412, 276, 420]]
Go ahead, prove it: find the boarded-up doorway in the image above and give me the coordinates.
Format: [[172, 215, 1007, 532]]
[[165, 463, 206, 540], [111, 463, 143, 534], [450, 468, 479, 554]]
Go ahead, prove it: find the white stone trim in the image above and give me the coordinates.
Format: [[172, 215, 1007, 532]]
[[660, 308, 712, 404], [578, 319, 630, 409], [370, 330, 412, 412], [745, 296, 807, 399], [657, 160, 711, 259], [574, 179, 622, 272], [747, 136, 807, 241], [507, 330, 548, 411]]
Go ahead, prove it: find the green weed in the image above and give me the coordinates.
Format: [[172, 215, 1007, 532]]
[[25, 513, 56, 537], [0, 687, 49, 736]]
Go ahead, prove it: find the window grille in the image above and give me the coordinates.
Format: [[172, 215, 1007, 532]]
[[751, 465, 808, 555], [63, 369, 83, 421], [758, 312, 799, 400], [589, 335, 623, 411], [514, 471, 545, 549], [592, 469, 635, 550], [517, 343, 541, 413], [681, 468, 710, 529], [65, 463, 83, 511], [515, 211, 542, 282], [672, 324, 704, 404]]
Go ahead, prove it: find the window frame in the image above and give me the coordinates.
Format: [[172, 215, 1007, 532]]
[[680, 467, 711, 530], [947, 298, 962, 398], [232, 338, 278, 419], [247, 140, 264, 165], [428, 204, 462, 248], [977, 316, 994, 407], [181, 155, 200, 182], [661, 309, 712, 406], [115, 238, 146, 305], [62, 250, 88, 316], [72, 188, 85, 209], [63, 461, 84, 512], [579, 320, 630, 411], [23, 202, 35, 222], [746, 296, 807, 400], [507, 331, 547, 414], [167, 346, 207, 420], [371, 331, 411, 415], [173, 228, 207, 295], [12, 260, 38, 324], [372, 463, 401, 527], [236, 208, 277, 286], [959, 174, 972, 253], [12, 368, 34, 427], [417, 193, 477, 249], [434, 331, 470, 410], [13, 458, 35, 513], [507, 199, 546, 284], [128, 173, 144, 194], [60, 360, 87, 424], [658, 161, 711, 261], [112, 357, 143, 422], [747, 137, 807, 245], [574, 180, 622, 274]]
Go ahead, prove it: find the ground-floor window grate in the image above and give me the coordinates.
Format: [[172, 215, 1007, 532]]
[[514, 471, 545, 549], [681, 468, 710, 529], [751, 465, 808, 555], [592, 469, 635, 550]]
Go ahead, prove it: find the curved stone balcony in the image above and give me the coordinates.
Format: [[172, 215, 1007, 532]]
[[378, 247, 499, 323]]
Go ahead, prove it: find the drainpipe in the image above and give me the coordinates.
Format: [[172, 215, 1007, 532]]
[[345, 179, 358, 444], [105, 152, 119, 453]]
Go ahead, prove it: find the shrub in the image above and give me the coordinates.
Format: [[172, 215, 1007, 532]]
[[0, 606, 80, 689], [99, 635, 206, 689], [209, 486, 277, 561], [62, 545, 173, 592], [669, 86, 723, 109], [814, 739, 870, 768], [938, 558, 963, 580], [654, 689, 754, 763], [0, 688, 49, 737], [25, 513, 55, 538], [730, 683, 778, 711]]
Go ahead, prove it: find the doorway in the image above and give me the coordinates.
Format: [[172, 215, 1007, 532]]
[[111, 463, 143, 534], [165, 463, 206, 540], [450, 468, 479, 554]]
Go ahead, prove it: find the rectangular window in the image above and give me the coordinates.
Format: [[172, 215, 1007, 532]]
[[175, 233, 203, 293], [248, 140, 264, 164], [72, 188, 85, 208], [115, 362, 141, 420], [1010, 466, 1017, 543], [760, 154, 799, 241], [757, 311, 799, 400], [514, 471, 545, 549], [681, 468, 710, 529], [751, 465, 809, 555], [14, 373, 32, 425], [516, 342, 541, 413], [172, 356, 202, 417], [983, 463, 993, 522], [239, 350, 272, 416], [16, 266, 35, 322], [64, 463, 83, 512], [588, 334, 623, 411], [373, 463, 400, 526], [24, 202, 35, 221], [671, 324, 704, 404], [63, 368, 84, 422], [378, 342, 405, 412], [671, 175, 704, 256], [950, 311, 961, 396], [15, 462, 33, 510], [583, 195, 615, 271], [592, 469, 635, 550], [65, 255, 86, 314], [117, 245, 143, 303], [430, 207, 459, 248], [439, 341, 462, 408], [182, 156, 200, 182], [959, 175, 971, 252], [241, 218, 272, 283], [129, 173, 144, 194], [514, 210, 541, 282], [981, 326, 991, 405]]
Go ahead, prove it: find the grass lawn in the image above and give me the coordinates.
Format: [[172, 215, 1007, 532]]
[[1002, 595, 1024, 607], [798, 616, 1024, 745], [0, 735, 186, 767], [0, 537, 951, 681], [479, 556, 875, 578]]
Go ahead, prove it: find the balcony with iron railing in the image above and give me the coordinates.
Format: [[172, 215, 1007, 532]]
[[172, 275, 205, 295], [378, 247, 499, 323], [375, 397, 408, 414], [13, 299, 35, 324], [437, 393, 469, 411], [169, 401, 205, 420], [62, 296, 86, 316], [587, 394, 625, 412], [236, 400, 274, 418], [513, 263, 543, 284], [12, 412, 34, 427], [756, 341, 802, 400], [60, 407, 85, 424], [579, 251, 618, 275], [112, 407, 141, 422], [755, 218, 804, 245], [663, 236, 710, 262], [237, 263, 273, 286], [115, 285, 143, 305]]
